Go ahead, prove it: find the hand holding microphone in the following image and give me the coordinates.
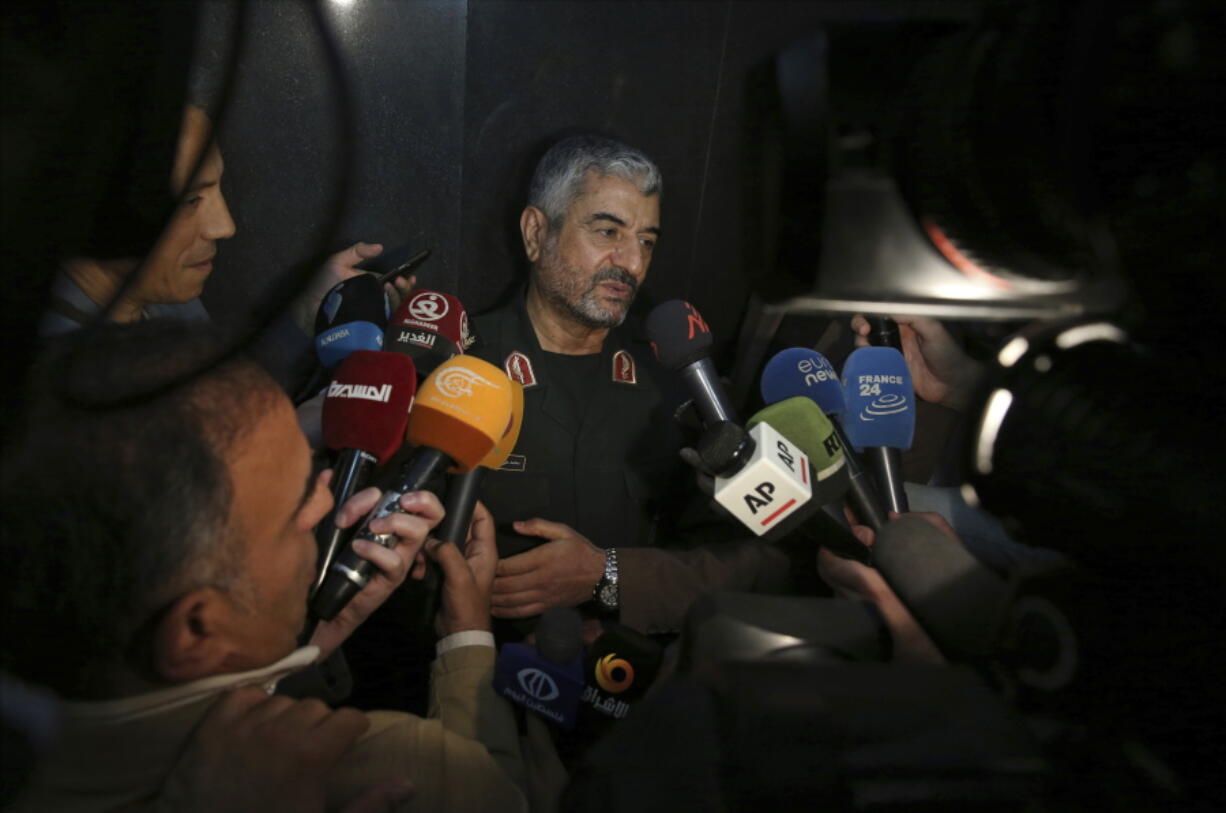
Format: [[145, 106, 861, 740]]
[[306, 488, 445, 661], [312, 350, 417, 596], [850, 314, 984, 412], [424, 500, 498, 638], [309, 355, 514, 622]]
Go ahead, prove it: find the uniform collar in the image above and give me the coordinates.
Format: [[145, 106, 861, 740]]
[[495, 289, 647, 391]]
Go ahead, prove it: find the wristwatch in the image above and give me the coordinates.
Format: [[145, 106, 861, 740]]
[[593, 547, 619, 612]]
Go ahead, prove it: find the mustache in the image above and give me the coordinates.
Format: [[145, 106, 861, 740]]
[[591, 267, 638, 294]]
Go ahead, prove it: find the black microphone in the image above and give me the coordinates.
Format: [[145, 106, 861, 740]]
[[646, 300, 738, 426], [580, 623, 663, 721]]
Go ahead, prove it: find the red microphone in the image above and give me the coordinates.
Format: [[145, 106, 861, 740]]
[[384, 289, 475, 376], [312, 351, 416, 596]]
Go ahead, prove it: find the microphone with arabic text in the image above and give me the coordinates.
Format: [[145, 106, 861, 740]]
[[494, 608, 585, 730], [310, 351, 416, 597], [761, 348, 888, 531], [435, 379, 524, 546], [646, 299, 738, 426], [384, 289, 475, 377], [579, 623, 663, 722], [407, 380, 526, 634], [309, 355, 514, 622], [841, 346, 914, 513], [313, 273, 390, 369]]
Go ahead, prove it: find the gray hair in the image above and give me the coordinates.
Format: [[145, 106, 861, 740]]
[[527, 134, 663, 226]]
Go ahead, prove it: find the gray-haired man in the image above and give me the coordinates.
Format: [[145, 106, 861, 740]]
[[472, 135, 787, 636]]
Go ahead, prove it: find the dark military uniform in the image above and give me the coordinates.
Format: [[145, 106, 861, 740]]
[[471, 293, 792, 636], [471, 291, 693, 558]]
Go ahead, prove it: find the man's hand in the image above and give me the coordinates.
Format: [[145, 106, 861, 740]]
[[817, 510, 946, 665], [325, 242, 416, 308], [309, 488, 445, 659], [163, 688, 414, 813], [426, 501, 498, 636], [490, 519, 606, 619], [850, 314, 984, 411], [293, 241, 418, 334]]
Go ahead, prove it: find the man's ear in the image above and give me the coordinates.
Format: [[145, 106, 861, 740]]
[[151, 587, 241, 683], [520, 206, 549, 263]]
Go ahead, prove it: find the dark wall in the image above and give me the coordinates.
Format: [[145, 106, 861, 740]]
[[200, 0, 470, 324], [200, 0, 981, 361]]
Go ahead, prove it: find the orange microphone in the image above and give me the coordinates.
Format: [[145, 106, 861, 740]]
[[433, 380, 525, 546], [310, 356, 513, 621]]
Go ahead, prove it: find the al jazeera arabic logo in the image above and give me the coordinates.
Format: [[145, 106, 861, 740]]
[[858, 393, 909, 421], [594, 653, 634, 693], [435, 366, 498, 398]]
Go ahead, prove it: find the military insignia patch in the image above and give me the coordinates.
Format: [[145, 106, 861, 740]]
[[612, 349, 637, 385], [504, 351, 537, 388]]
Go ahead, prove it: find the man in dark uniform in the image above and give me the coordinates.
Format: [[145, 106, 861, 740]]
[[473, 135, 789, 635]]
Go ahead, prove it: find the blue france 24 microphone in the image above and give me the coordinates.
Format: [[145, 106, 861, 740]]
[[314, 274, 390, 369], [493, 608, 584, 730], [761, 348, 888, 531], [841, 346, 915, 513]]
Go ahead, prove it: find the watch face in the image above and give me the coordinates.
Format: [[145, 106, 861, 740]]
[[599, 582, 618, 609]]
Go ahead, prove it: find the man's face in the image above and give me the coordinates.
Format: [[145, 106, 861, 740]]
[[533, 172, 660, 329], [222, 396, 332, 669], [132, 106, 236, 305]]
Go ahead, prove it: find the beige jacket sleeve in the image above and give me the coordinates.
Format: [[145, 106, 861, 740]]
[[617, 539, 794, 635], [327, 645, 527, 812]]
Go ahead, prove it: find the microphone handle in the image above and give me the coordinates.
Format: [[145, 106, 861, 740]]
[[309, 446, 451, 622], [413, 467, 487, 636], [863, 317, 909, 513], [435, 467, 484, 546], [865, 446, 909, 513], [680, 357, 739, 426], [830, 420, 887, 532], [311, 449, 378, 596], [868, 316, 903, 351]]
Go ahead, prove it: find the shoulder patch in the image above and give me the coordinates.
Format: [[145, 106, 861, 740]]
[[504, 351, 537, 388], [612, 349, 637, 385]]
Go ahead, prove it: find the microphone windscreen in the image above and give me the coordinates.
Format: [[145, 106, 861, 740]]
[[314, 321, 384, 369], [479, 379, 524, 469], [873, 515, 1010, 658], [384, 290, 473, 376], [646, 299, 714, 370], [696, 421, 752, 476], [747, 397, 849, 504], [314, 274, 389, 335], [760, 348, 845, 417], [321, 351, 416, 464], [840, 347, 915, 450], [406, 355, 513, 471], [536, 607, 584, 664]]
